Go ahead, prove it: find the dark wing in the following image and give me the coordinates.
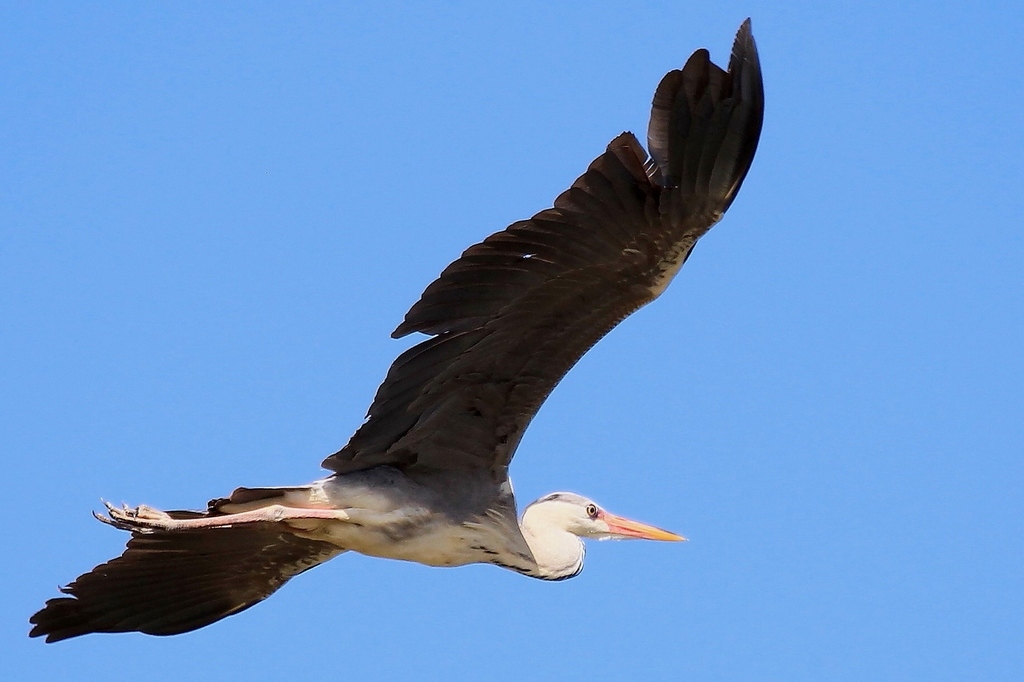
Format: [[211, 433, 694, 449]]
[[29, 519, 340, 642], [323, 20, 764, 478]]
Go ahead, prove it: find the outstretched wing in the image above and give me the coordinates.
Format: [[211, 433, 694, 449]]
[[324, 20, 764, 478], [29, 519, 340, 642]]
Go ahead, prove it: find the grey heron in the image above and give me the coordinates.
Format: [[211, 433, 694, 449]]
[[30, 19, 764, 642]]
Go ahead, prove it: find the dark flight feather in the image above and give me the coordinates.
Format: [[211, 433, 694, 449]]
[[323, 20, 763, 478], [29, 520, 339, 642]]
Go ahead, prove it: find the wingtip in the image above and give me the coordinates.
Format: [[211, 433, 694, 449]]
[[735, 18, 755, 45], [731, 18, 761, 70], [28, 595, 78, 643]]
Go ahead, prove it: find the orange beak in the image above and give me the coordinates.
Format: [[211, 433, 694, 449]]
[[598, 511, 686, 542]]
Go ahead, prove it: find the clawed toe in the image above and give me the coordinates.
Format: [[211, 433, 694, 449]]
[[96, 501, 175, 533]]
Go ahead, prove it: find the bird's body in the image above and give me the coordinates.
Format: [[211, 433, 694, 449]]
[[226, 467, 532, 573], [30, 20, 764, 642]]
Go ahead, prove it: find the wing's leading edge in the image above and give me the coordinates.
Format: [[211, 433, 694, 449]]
[[324, 20, 764, 478]]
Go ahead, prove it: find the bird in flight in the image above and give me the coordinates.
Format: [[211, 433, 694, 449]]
[[31, 19, 764, 642]]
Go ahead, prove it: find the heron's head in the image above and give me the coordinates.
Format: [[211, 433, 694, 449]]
[[523, 492, 685, 542]]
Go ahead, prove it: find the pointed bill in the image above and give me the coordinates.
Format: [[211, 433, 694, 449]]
[[600, 511, 686, 541]]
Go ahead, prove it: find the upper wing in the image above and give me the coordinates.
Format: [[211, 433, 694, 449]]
[[323, 20, 764, 478]]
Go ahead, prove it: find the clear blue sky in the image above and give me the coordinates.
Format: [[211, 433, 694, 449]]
[[3, 2, 1022, 680]]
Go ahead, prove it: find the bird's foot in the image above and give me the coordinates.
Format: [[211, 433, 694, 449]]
[[96, 501, 179, 533]]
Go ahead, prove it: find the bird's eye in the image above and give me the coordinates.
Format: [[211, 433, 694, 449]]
[[585, 504, 598, 518]]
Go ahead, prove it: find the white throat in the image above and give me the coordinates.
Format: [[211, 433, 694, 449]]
[[519, 505, 585, 580]]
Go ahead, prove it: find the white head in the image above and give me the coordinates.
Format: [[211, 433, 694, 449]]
[[523, 492, 685, 541], [518, 492, 684, 580]]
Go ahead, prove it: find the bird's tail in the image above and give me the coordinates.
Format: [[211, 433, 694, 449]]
[[645, 18, 764, 217], [29, 510, 340, 642]]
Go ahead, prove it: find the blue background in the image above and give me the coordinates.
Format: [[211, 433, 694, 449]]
[[3, 2, 1022, 680]]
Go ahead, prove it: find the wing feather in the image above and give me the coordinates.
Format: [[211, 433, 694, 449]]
[[29, 523, 340, 642], [323, 20, 764, 478]]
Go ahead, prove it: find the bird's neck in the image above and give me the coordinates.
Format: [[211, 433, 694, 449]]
[[519, 508, 585, 581]]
